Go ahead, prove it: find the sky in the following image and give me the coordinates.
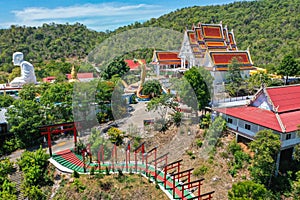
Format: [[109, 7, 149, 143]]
[[0, 0, 239, 32]]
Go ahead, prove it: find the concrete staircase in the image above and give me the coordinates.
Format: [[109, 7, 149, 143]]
[[9, 166, 24, 200]]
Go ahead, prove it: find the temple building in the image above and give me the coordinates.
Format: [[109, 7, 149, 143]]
[[151, 51, 183, 76], [217, 84, 300, 173], [178, 22, 255, 84]]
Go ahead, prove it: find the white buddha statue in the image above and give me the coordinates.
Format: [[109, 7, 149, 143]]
[[10, 52, 37, 87]]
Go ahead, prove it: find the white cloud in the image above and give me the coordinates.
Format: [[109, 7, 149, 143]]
[[5, 3, 169, 31]]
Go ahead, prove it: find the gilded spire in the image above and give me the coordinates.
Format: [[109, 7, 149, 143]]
[[69, 65, 79, 82]]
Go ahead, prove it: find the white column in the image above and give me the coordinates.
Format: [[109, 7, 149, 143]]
[[156, 65, 160, 76]]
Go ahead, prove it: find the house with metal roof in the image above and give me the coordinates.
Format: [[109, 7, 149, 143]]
[[217, 84, 300, 173]]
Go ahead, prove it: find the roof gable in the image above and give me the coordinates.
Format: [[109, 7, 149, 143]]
[[210, 51, 253, 66], [124, 59, 146, 70], [152, 51, 181, 65], [201, 24, 223, 39]]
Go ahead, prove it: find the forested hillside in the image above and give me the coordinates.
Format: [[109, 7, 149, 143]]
[[0, 0, 299, 79], [118, 0, 300, 69], [0, 23, 107, 73]]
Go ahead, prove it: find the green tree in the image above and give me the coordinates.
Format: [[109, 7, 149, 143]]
[[206, 116, 226, 145], [6, 99, 45, 147], [228, 180, 270, 200], [88, 128, 110, 160], [250, 130, 281, 187], [95, 80, 115, 123], [292, 171, 300, 200], [246, 72, 271, 94], [0, 95, 14, 107], [147, 93, 178, 118], [183, 67, 212, 111], [18, 147, 51, 199], [40, 82, 73, 124], [226, 58, 244, 97], [19, 83, 40, 101], [101, 57, 130, 80], [142, 80, 162, 97], [277, 54, 299, 85]]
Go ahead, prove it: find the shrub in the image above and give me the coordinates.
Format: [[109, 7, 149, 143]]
[[186, 150, 193, 156], [193, 165, 209, 177], [107, 127, 124, 146], [195, 139, 203, 148], [220, 152, 229, 159], [228, 141, 242, 155]]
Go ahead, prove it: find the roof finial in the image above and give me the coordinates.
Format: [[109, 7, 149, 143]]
[[192, 23, 195, 30], [198, 22, 202, 27]]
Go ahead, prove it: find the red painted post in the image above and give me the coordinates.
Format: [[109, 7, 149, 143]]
[[145, 155, 150, 174], [164, 166, 167, 189], [73, 125, 77, 147], [182, 184, 184, 199], [101, 146, 104, 164], [97, 149, 101, 170], [198, 183, 201, 198], [47, 127, 52, 156], [135, 152, 137, 172], [114, 144, 117, 163], [173, 176, 176, 199], [126, 149, 128, 172], [141, 144, 145, 164]]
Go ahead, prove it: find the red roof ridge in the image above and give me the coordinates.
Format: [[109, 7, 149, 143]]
[[266, 83, 300, 90]]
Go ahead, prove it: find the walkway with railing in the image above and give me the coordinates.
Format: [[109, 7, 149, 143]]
[[51, 146, 215, 200]]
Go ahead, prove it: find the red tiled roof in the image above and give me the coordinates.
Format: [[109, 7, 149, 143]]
[[124, 59, 146, 70], [188, 32, 198, 45], [202, 25, 223, 39], [218, 106, 282, 132], [157, 52, 180, 60], [66, 73, 94, 79], [152, 52, 181, 65], [210, 52, 252, 66], [280, 110, 300, 132], [266, 85, 300, 113], [43, 76, 56, 83]]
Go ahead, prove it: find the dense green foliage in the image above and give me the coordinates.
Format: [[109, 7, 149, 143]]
[[107, 127, 124, 146], [101, 57, 130, 80], [228, 180, 270, 200], [18, 147, 52, 200], [142, 80, 162, 97], [0, 23, 105, 70], [0, 95, 14, 107], [250, 130, 281, 187], [182, 67, 212, 110], [225, 58, 243, 97], [277, 54, 300, 84]]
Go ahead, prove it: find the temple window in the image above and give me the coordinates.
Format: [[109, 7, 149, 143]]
[[286, 134, 291, 140]]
